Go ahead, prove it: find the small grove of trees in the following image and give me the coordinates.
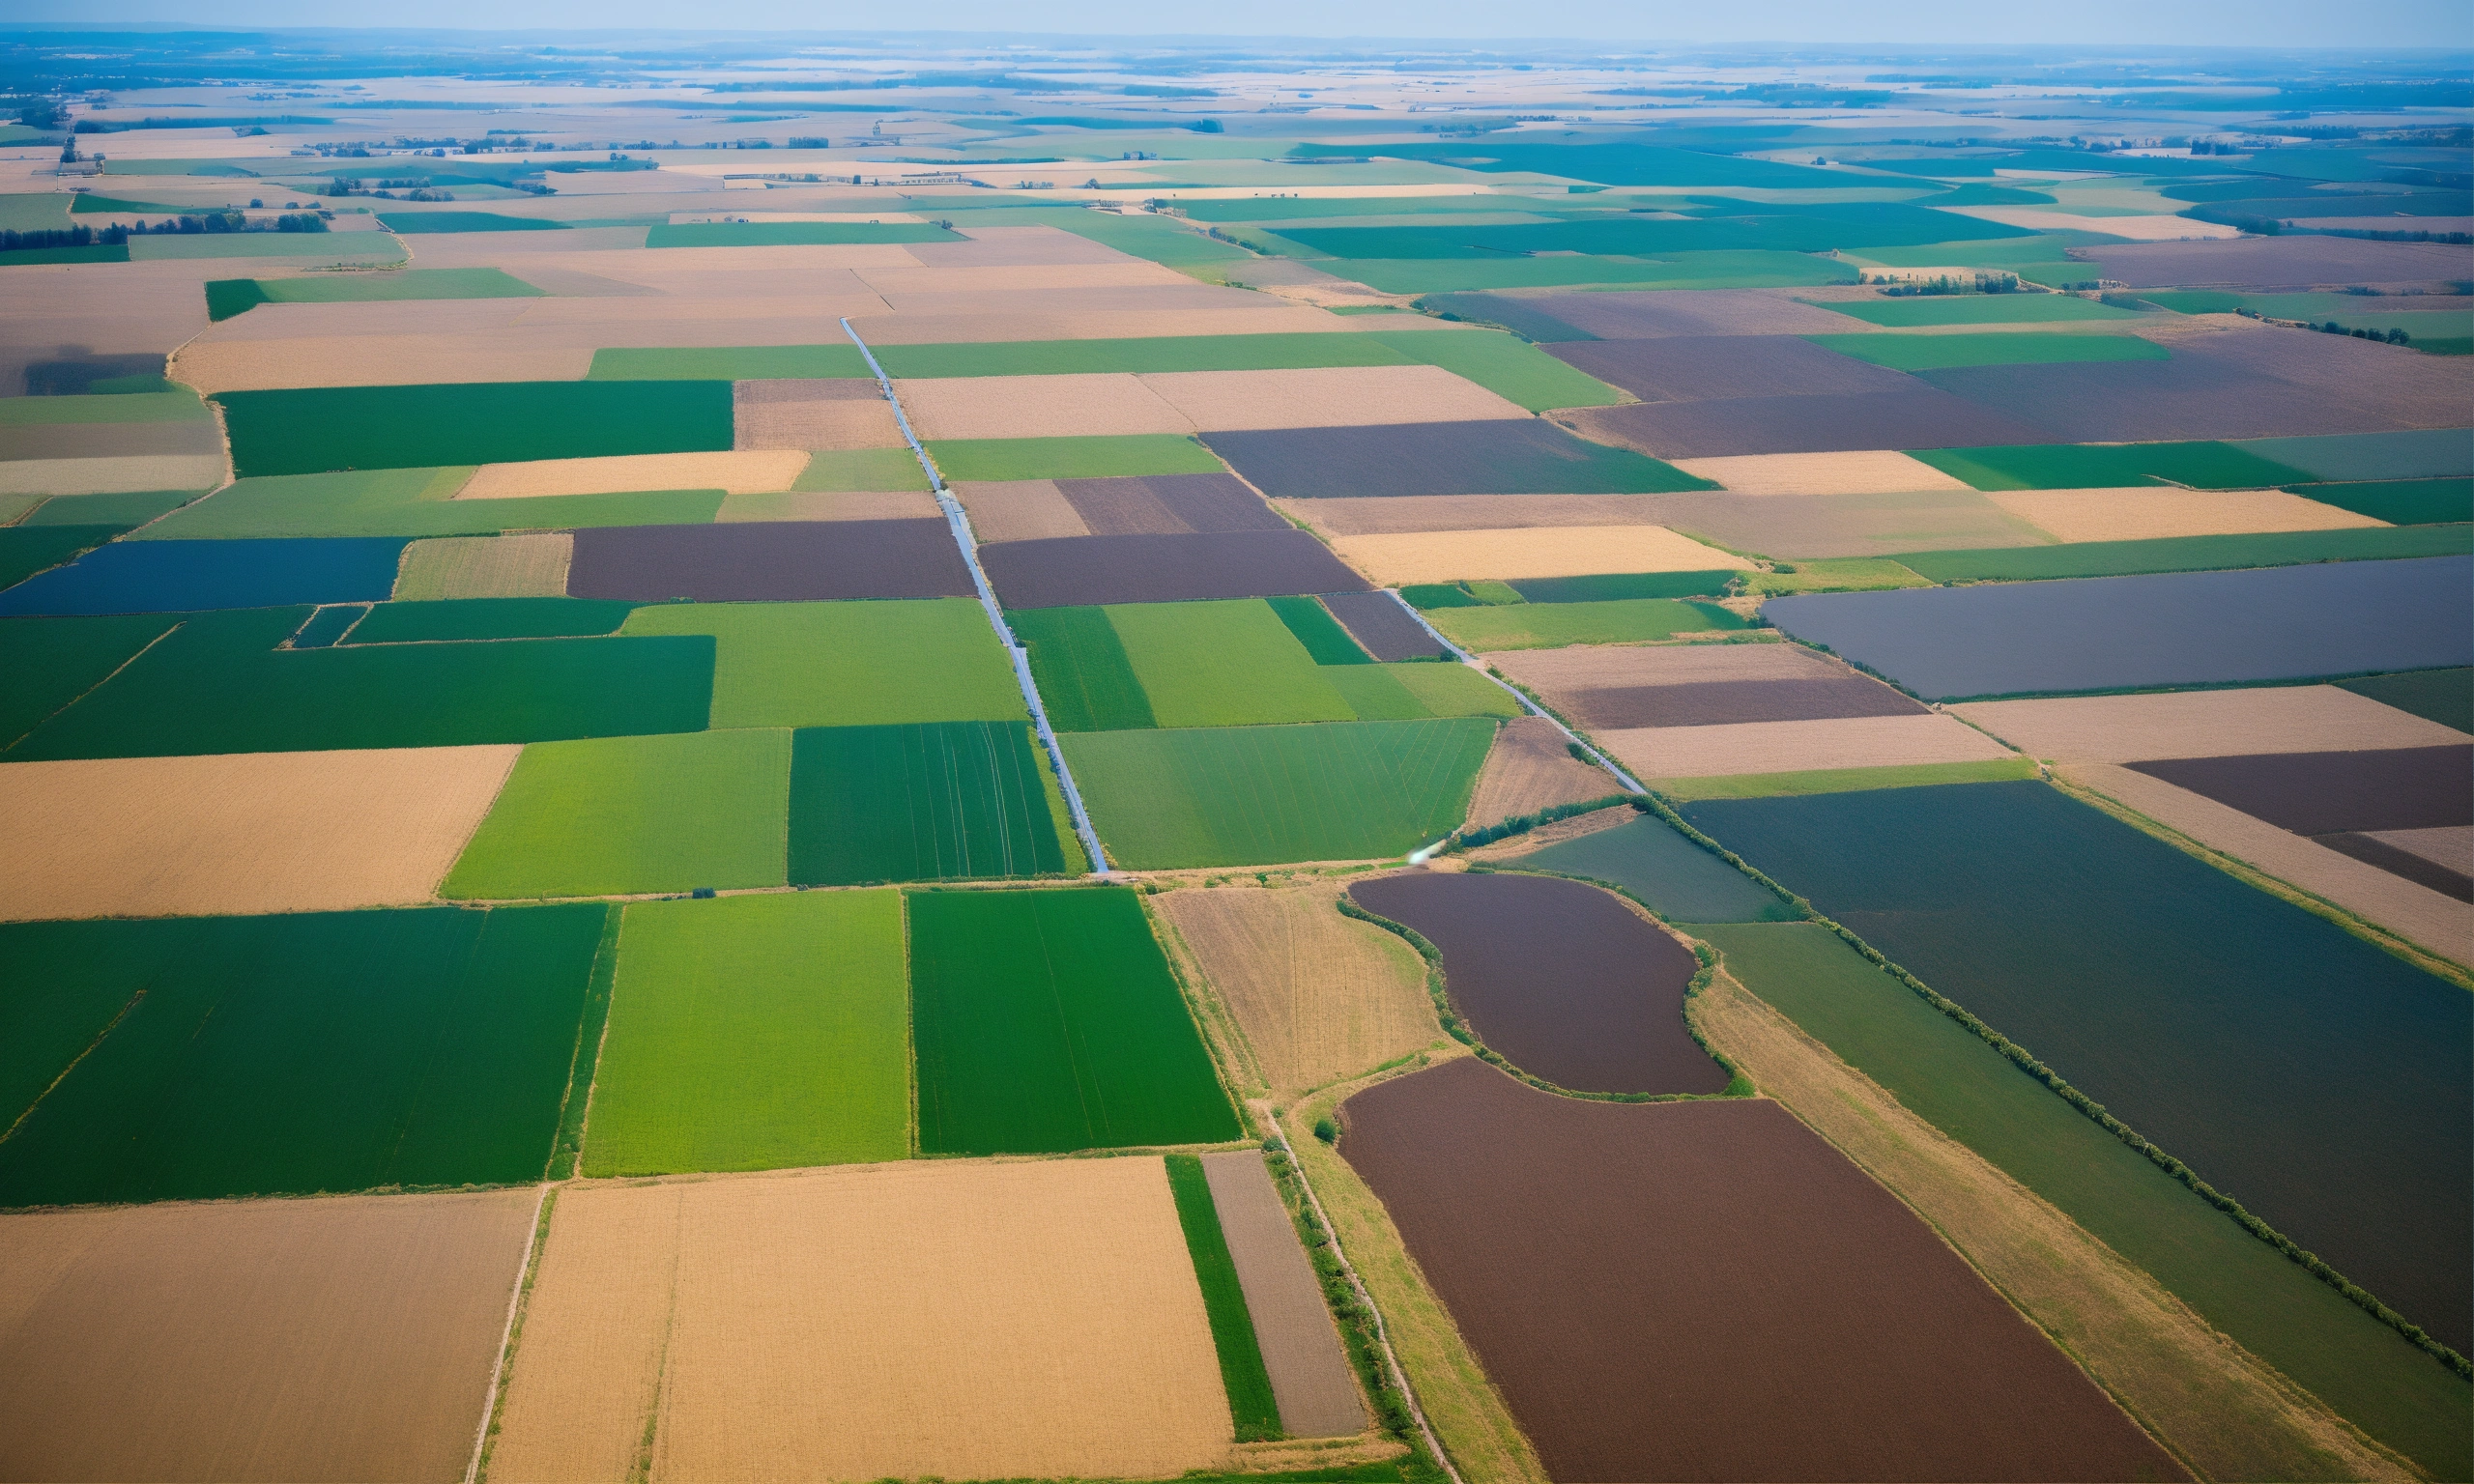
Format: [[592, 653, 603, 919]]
[[1861, 271, 2021, 297], [1, 214, 332, 248], [2316, 321, 2413, 346]]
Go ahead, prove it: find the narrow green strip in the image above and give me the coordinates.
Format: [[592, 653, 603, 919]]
[[1267, 594, 1373, 665], [1653, 756, 2038, 801], [1165, 1154, 1283, 1441], [546, 902, 620, 1181]]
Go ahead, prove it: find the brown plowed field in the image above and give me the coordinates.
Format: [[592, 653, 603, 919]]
[[1562, 388, 2056, 460], [2077, 235, 2474, 290], [486, 1159, 1229, 1484], [455, 451, 808, 500], [566, 519, 971, 601], [1198, 1151, 1368, 1440], [1057, 472, 1288, 535], [979, 530, 1370, 609], [908, 225, 1134, 268], [1547, 335, 1913, 402], [1601, 713, 2013, 781], [846, 307, 1348, 344], [1338, 1059, 2187, 1482], [1568, 675, 1926, 730], [896, 372, 1191, 442], [1332, 525, 1743, 585], [1951, 686, 2470, 763], [1628, 489, 2048, 559], [0, 1187, 535, 1483], [1140, 365, 1527, 431], [1274, 494, 1676, 537], [0, 746, 521, 922], [1466, 716, 1624, 825], [1514, 289, 1860, 339], [1349, 871, 1724, 1095], [1153, 880, 1439, 1098], [2129, 745, 2472, 835], [733, 380, 905, 452], [1319, 590, 1449, 661], [954, 479, 1092, 542], [1489, 636, 1830, 703]]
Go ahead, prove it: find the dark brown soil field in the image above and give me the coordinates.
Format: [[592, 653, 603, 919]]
[[1203, 419, 1686, 499], [2080, 236, 2474, 290], [1568, 675, 1928, 729], [1627, 489, 2046, 558], [1922, 358, 2406, 443], [1056, 472, 1288, 535], [2176, 329, 2474, 432], [1319, 590, 1450, 660], [1339, 1058, 2187, 1483], [980, 530, 1371, 609], [566, 519, 972, 601], [2318, 831, 2474, 900], [1546, 335, 1913, 402], [1348, 871, 1725, 1095], [1564, 388, 2053, 459], [2129, 745, 2472, 835], [1519, 289, 1860, 339]]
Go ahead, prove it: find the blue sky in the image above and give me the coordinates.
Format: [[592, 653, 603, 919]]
[[15, 1, 2474, 49]]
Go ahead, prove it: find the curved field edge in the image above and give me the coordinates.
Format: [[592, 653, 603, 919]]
[[1282, 1053, 1548, 1484], [1688, 964, 2414, 1483]]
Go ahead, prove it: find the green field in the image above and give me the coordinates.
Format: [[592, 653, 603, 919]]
[[18, 492, 201, 530], [207, 267, 543, 321], [1426, 598, 1748, 651], [1698, 921, 2472, 1478], [1517, 813, 1798, 923], [2241, 429, 2474, 483], [1652, 757, 2039, 801], [1890, 524, 2472, 582], [1320, 664, 1429, 721], [618, 599, 1023, 728], [928, 434, 1225, 482], [137, 467, 723, 540], [582, 892, 909, 1177], [0, 904, 605, 1206], [1741, 557, 1935, 595], [0, 613, 180, 750], [377, 212, 566, 233], [588, 345, 873, 381], [1108, 599, 1356, 728], [1808, 331, 2169, 371], [647, 221, 961, 248], [347, 596, 637, 642], [1266, 594, 1373, 665], [907, 887, 1240, 1155], [444, 728, 791, 899], [215, 382, 735, 478], [1908, 441, 2320, 491], [1009, 605, 1158, 731], [1167, 1154, 1284, 1441], [2337, 668, 2473, 734], [1334, 248, 1858, 297], [1506, 570, 1742, 604], [5, 606, 714, 760], [1388, 661, 1522, 717], [794, 447, 932, 493], [1063, 717, 1493, 868], [2286, 475, 2473, 527], [789, 721, 1067, 884], [879, 332, 1406, 379], [1353, 325, 1629, 411], [1812, 294, 2143, 327], [0, 526, 121, 592]]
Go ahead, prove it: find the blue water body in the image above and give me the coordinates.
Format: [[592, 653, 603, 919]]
[[1764, 555, 2474, 699], [0, 537, 407, 616]]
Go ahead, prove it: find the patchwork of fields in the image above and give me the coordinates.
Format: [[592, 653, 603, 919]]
[[4, 39, 2470, 1484]]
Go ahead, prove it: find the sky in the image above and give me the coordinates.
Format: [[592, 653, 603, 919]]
[[15, 1, 2474, 49]]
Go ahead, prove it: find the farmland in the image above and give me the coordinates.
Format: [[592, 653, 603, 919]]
[[10, 33, 2474, 1484]]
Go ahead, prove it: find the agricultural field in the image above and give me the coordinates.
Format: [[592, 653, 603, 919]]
[[7, 30, 2471, 1484]]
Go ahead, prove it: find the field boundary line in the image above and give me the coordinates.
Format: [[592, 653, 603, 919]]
[[1382, 589, 1645, 794], [841, 315, 1110, 872], [1257, 1100, 1466, 1484], [465, 1181, 551, 1484]]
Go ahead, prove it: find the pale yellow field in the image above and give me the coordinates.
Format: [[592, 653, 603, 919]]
[[394, 533, 573, 600], [176, 334, 592, 392], [848, 306, 1352, 343], [1942, 207, 2242, 240], [1953, 685, 2471, 763], [716, 489, 940, 522], [1603, 713, 2014, 780], [913, 225, 1151, 268], [862, 285, 1282, 320], [896, 372, 1191, 441], [1671, 450, 1973, 496], [1153, 881, 1440, 1099], [1986, 487, 2386, 543], [1139, 365, 1526, 431], [456, 450, 807, 499], [0, 454, 226, 496], [485, 1159, 1232, 1484], [2061, 763, 2471, 965], [1275, 494, 1677, 536], [853, 261, 1200, 296], [0, 746, 520, 921], [1331, 525, 1744, 585], [1487, 637, 1817, 697], [733, 381, 906, 452], [0, 1188, 536, 1484], [952, 479, 1092, 541], [1466, 715, 1627, 826]]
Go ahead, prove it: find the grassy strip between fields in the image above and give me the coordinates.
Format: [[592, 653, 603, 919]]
[[545, 905, 620, 1181], [927, 434, 1225, 483], [1892, 524, 2473, 583], [1649, 756, 2040, 802], [1166, 1153, 1285, 1441]]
